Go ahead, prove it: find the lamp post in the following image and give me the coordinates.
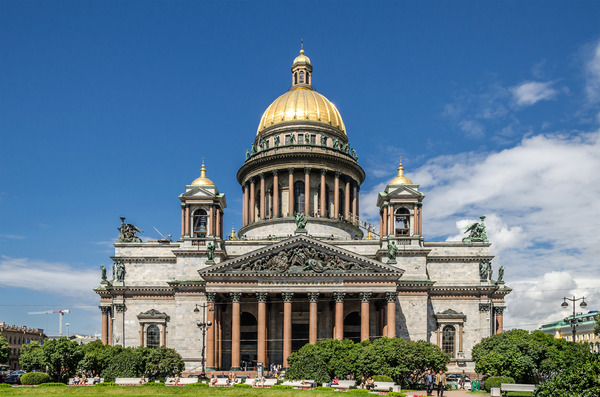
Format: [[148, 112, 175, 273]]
[[194, 304, 213, 379], [561, 296, 587, 341]]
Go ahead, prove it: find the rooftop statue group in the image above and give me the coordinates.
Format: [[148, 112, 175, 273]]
[[479, 260, 504, 282], [116, 217, 143, 243], [245, 133, 358, 160], [100, 261, 125, 282], [462, 216, 488, 243]]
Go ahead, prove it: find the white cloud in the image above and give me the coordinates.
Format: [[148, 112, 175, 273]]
[[511, 81, 558, 106], [0, 234, 26, 240], [0, 256, 99, 298], [459, 120, 485, 138], [585, 40, 600, 103]]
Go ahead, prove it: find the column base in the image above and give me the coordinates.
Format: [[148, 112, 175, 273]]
[[230, 367, 241, 371], [206, 366, 217, 371]]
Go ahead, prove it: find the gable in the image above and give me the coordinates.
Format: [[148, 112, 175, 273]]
[[200, 235, 403, 280], [386, 185, 423, 198]]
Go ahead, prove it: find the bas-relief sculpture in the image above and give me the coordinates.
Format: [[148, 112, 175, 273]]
[[234, 245, 369, 274], [117, 217, 143, 243]]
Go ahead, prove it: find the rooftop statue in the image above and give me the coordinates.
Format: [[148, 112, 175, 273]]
[[115, 261, 125, 282], [207, 242, 215, 261], [479, 260, 490, 281], [117, 217, 143, 243], [462, 216, 488, 242], [320, 134, 327, 146], [274, 135, 280, 147], [100, 265, 107, 281], [498, 265, 505, 282], [305, 133, 310, 144], [295, 213, 308, 231], [333, 138, 339, 150], [387, 241, 398, 264], [289, 133, 296, 145]]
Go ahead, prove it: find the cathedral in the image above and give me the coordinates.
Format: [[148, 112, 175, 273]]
[[95, 49, 510, 374]]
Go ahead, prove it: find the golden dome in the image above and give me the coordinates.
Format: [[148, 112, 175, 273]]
[[389, 160, 413, 185], [191, 162, 215, 186], [293, 49, 311, 66], [257, 87, 346, 135]]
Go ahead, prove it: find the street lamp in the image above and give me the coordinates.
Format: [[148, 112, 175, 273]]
[[194, 304, 213, 379], [561, 296, 588, 341]]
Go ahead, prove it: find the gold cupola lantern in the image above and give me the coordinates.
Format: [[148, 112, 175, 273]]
[[388, 159, 414, 185], [191, 160, 216, 187]]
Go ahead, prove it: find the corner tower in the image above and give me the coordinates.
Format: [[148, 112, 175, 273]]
[[237, 50, 365, 239]]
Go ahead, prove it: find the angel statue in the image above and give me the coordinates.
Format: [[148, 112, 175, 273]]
[[462, 216, 488, 242], [117, 217, 143, 243]]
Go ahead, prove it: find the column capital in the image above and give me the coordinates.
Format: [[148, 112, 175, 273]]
[[321, 169, 327, 176], [307, 292, 320, 302], [494, 306, 506, 314], [385, 291, 398, 303], [272, 170, 278, 176], [206, 292, 216, 302], [479, 303, 491, 312], [99, 306, 111, 315], [230, 292, 243, 303], [334, 171, 341, 178], [304, 167, 311, 174], [288, 168, 294, 175], [256, 292, 268, 302], [359, 292, 372, 302], [249, 177, 255, 184], [333, 292, 346, 302], [114, 304, 126, 313], [282, 292, 294, 302], [259, 173, 265, 180]]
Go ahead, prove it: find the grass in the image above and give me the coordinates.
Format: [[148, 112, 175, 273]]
[[0, 386, 342, 396]]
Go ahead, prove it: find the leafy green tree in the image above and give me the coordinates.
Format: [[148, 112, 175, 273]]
[[286, 343, 332, 383], [144, 346, 185, 380], [19, 341, 46, 372], [41, 338, 84, 382], [472, 329, 590, 384], [77, 340, 114, 376], [0, 336, 8, 364], [101, 346, 148, 381], [533, 355, 600, 397]]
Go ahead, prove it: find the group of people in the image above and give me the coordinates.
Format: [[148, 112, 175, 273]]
[[423, 370, 447, 397], [71, 373, 101, 385], [209, 372, 243, 386], [359, 376, 375, 389]]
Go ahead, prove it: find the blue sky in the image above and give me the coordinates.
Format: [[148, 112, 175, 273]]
[[1, 1, 599, 337]]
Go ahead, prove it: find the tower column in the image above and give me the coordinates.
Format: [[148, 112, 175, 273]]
[[418, 204, 423, 235], [320, 170, 326, 217], [185, 206, 190, 236], [379, 210, 383, 241], [304, 168, 311, 215], [257, 293, 268, 365], [273, 171, 279, 217], [230, 293, 242, 370], [288, 169, 294, 215], [360, 292, 371, 341], [413, 204, 418, 235], [389, 204, 394, 235], [334, 172, 340, 219], [344, 178, 350, 220], [181, 207, 185, 237], [209, 205, 214, 236], [206, 293, 216, 370], [282, 292, 293, 367], [243, 184, 249, 226], [249, 178, 256, 223], [459, 323, 464, 351], [386, 292, 397, 338], [333, 292, 345, 340], [260, 174, 266, 219], [308, 293, 319, 344], [382, 205, 388, 237]]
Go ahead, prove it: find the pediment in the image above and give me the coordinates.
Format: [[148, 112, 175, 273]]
[[200, 235, 403, 280], [386, 185, 423, 198], [137, 309, 168, 319], [180, 187, 222, 199]]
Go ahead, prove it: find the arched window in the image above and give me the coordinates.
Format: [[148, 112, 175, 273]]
[[442, 325, 456, 358], [299, 71, 305, 84], [294, 72, 298, 85], [193, 209, 208, 238], [294, 181, 305, 214], [395, 208, 410, 236], [146, 325, 160, 348]]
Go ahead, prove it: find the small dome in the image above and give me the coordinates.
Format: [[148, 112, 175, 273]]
[[293, 49, 311, 66], [389, 161, 413, 185], [191, 162, 215, 186], [257, 87, 346, 135]]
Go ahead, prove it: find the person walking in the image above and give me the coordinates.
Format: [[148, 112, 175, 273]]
[[435, 370, 446, 397], [460, 370, 466, 389], [424, 370, 434, 396]]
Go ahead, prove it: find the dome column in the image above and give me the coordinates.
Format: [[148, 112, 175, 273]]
[[260, 174, 266, 220], [249, 178, 256, 223], [320, 170, 326, 217], [334, 172, 340, 219], [344, 178, 351, 220], [352, 182, 358, 222], [273, 171, 279, 217], [304, 168, 311, 215], [288, 169, 294, 216], [242, 184, 249, 226]]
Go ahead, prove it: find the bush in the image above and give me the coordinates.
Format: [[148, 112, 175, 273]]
[[483, 376, 515, 393], [142, 381, 165, 386], [0, 384, 12, 388], [271, 384, 293, 389], [37, 382, 66, 387], [20, 372, 51, 385], [314, 386, 334, 391], [348, 389, 370, 393], [388, 393, 407, 397], [95, 382, 118, 386], [186, 382, 209, 387], [372, 375, 394, 382], [233, 383, 252, 388], [533, 356, 600, 397]]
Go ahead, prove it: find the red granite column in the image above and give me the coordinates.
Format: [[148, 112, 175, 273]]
[[495, 307, 504, 334], [181, 207, 185, 237], [209, 205, 214, 236], [320, 170, 326, 217], [185, 207, 190, 236], [386, 292, 397, 338], [101, 307, 109, 345], [360, 293, 371, 341], [352, 182, 358, 222], [413, 204, 418, 235], [304, 168, 311, 215], [249, 179, 255, 223], [257, 293, 268, 365], [206, 293, 216, 370], [140, 324, 144, 347], [382, 205, 388, 237], [334, 292, 345, 340], [282, 292, 293, 366], [273, 171, 279, 217], [418, 204, 423, 235], [334, 172, 340, 218], [308, 293, 319, 344], [389, 204, 394, 236], [230, 293, 242, 370], [344, 179, 350, 220], [288, 169, 294, 216], [243, 184, 249, 226], [260, 174, 265, 220], [215, 208, 221, 238], [459, 323, 464, 351]]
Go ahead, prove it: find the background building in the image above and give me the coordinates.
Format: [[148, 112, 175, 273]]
[[95, 50, 511, 374], [0, 322, 46, 370], [539, 311, 600, 353]]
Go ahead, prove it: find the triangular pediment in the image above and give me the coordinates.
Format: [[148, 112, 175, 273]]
[[180, 187, 222, 199], [386, 185, 422, 198], [200, 234, 403, 280]]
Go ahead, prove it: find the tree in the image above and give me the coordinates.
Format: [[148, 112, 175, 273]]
[[0, 336, 8, 364], [144, 346, 185, 380], [533, 355, 600, 397], [77, 340, 114, 376], [41, 338, 84, 382], [472, 329, 590, 384], [19, 341, 46, 372], [101, 346, 148, 381]]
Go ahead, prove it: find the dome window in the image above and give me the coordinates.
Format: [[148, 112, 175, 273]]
[[299, 71, 305, 84]]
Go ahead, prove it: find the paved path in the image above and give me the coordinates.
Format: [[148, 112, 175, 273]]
[[404, 390, 489, 397]]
